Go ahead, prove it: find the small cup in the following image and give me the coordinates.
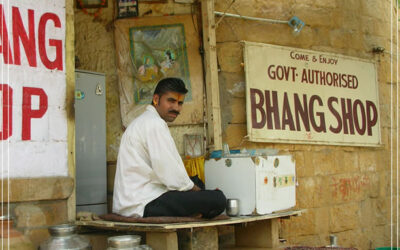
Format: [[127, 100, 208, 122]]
[[226, 199, 239, 216]]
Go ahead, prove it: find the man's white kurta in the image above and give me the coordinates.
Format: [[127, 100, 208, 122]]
[[113, 105, 194, 217]]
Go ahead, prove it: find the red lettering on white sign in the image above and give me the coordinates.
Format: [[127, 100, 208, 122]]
[[0, 4, 14, 64], [12, 7, 36, 67], [22, 87, 48, 140], [0, 84, 13, 140], [0, 4, 63, 70]]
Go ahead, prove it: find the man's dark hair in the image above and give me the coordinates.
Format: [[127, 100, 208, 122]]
[[152, 78, 188, 104]]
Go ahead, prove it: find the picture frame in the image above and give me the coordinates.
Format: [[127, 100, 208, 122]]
[[114, 15, 204, 127], [76, 0, 108, 9], [118, 0, 138, 18]]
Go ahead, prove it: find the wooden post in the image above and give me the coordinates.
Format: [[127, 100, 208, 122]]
[[146, 232, 179, 250], [235, 219, 280, 248], [178, 227, 219, 250], [201, 0, 223, 151]]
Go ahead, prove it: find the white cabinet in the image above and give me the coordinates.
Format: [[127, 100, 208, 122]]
[[205, 155, 296, 215]]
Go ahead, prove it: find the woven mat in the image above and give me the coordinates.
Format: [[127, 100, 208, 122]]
[[99, 213, 230, 224]]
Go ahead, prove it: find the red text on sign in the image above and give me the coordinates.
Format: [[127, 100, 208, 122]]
[[0, 4, 63, 70], [250, 88, 378, 136], [0, 84, 48, 140]]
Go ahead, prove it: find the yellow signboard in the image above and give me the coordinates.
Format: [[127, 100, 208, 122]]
[[244, 42, 380, 146]]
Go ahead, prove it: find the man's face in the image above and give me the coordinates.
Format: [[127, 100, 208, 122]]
[[153, 91, 185, 122]]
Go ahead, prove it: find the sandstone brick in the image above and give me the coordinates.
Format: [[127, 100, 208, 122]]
[[217, 42, 244, 73], [380, 196, 394, 224], [296, 177, 317, 208], [314, 176, 331, 207], [379, 171, 391, 198], [3, 177, 74, 203], [289, 234, 322, 247], [361, 16, 391, 38], [334, 229, 363, 249], [342, 151, 359, 173], [2, 236, 35, 250], [24, 228, 49, 249], [360, 199, 375, 228], [14, 204, 46, 228], [285, 208, 316, 236], [138, 2, 191, 17], [218, 72, 246, 98], [379, 128, 390, 151], [297, 176, 332, 208], [218, 72, 246, 125], [363, 224, 391, 249], [377, 60, 392, 85], [229, 97, 246, 124], [329, 203, 360, 232], [216, 21, 239, 43], [312, 150, 337, 176], [379, 103, 395, 129], [222, 124, 247, 148], [331, 10, 362, 31], [216, 0, 291, 20], [335, 0, 362, 12], [294, 152, 309, 178], [361, 0, 390, 21], [218, 19, 300, 47], [330, 29, 363, 50], [364, 34, 391, 54], [314, 207, 329, 234], [332, 151, 347, 175], [14, 201, 68, 229], [299, 0, 336, 8], [367, 173, 380, 199], [329, 173, 371, 203], [311, 28, 331, 47], [359, 151, 378, 172], [292, 6, 336, 28], [287, 25, 315, 49], [373, 198, 389, 226]]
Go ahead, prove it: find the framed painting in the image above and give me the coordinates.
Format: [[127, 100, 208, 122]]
[[77, 0, 108, 8], [130, 24, 192, 104], [114, 15, 204, 127]]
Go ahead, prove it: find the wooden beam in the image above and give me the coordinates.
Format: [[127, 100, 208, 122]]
[[66, 0, 76, 222], [75, 210, 303, 231], [201, 0, 223, 151], [146, 232, 178, 250]]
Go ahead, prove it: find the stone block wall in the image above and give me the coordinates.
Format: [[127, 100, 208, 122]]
[[73, 0, 399, 249], [3, 177, 74, 248], [215, 0, 399, 249]]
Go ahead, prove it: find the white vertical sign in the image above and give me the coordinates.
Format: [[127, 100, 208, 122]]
[[0, 0, 67, 177]]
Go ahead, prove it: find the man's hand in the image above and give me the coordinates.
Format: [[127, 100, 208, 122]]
[[191, 184, 201, 192]]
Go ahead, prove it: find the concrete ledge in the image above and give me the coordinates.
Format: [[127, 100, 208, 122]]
[[0, 177, 74, 202]]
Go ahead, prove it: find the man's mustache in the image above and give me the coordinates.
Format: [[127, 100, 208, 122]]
[[169, 110, 180, 115]]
